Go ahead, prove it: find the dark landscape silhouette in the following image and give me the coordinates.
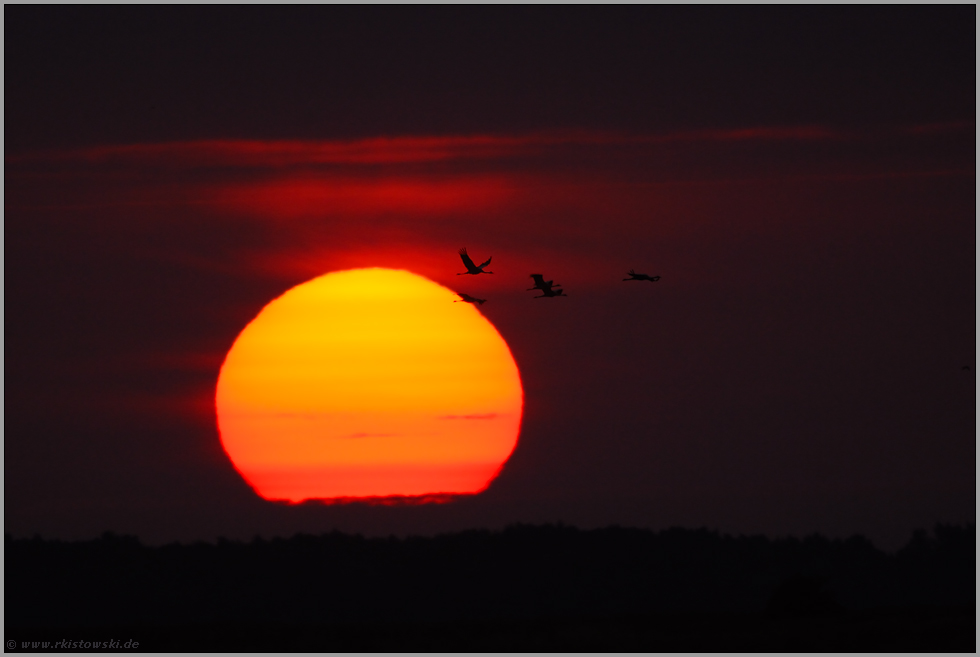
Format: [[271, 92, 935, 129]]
[[6, 523, 974, 651]]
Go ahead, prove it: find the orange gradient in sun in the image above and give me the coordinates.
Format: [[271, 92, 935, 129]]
[[215, 268, 523, 502]]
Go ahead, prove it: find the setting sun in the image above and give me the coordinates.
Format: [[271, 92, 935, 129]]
[[215, 268, 523, 501]]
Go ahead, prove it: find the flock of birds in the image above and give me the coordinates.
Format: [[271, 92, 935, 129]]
[[452, 247, 660, 306], [451, 248, 975, 373]]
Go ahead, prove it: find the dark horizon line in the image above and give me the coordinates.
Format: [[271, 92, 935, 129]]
[[7, 519, 974, 554]]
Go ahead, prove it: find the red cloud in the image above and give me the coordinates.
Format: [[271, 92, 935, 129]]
[[210, 175, 514, 219], [7, 125, 870, 169], [44, 136, 531, 167]]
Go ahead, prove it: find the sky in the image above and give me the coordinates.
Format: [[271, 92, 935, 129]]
[[5, 6, 975, 550]]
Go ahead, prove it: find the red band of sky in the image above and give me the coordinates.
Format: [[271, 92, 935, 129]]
[[9, 122, 972, 169]]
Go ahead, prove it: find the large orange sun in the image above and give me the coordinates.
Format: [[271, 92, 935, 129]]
[[215, 268, 523, 502]]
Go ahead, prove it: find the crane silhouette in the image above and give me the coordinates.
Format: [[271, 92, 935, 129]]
[[454, 293, 487, 305], [527, 274, 561, 291], [623, 269, 660, 282], [534, 286, 567, 298], [457, 248, 493, 275]]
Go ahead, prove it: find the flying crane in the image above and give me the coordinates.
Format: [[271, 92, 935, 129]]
[[454, 293, 487, 306], [534, 286, 567, 298], [623, 269, 660, 282], [457, 248, 493, 275], [527, 274, 560, 291]]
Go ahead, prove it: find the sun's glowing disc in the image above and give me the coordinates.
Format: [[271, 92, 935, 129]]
[[215, 268, 523, 502]]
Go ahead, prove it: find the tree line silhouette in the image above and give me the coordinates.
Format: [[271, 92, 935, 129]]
[[7, 523, 973, 643]]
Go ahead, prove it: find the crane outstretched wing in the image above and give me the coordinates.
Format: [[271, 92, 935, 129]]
[[478, 256, 492, 269], [529, 274, 546, 287], [456, 292, 486, 305], [458, 248, 477, 271]]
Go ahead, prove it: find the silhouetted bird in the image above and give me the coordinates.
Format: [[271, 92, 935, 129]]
[[457, 248, 493, 275], [623, 269, 660, 282], [527, 274, 561, 291], [534, 286, 567, 298], [454, 293, 487, 305]]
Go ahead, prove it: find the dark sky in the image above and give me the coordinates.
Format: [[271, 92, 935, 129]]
[[6, 6, 975, 549]]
